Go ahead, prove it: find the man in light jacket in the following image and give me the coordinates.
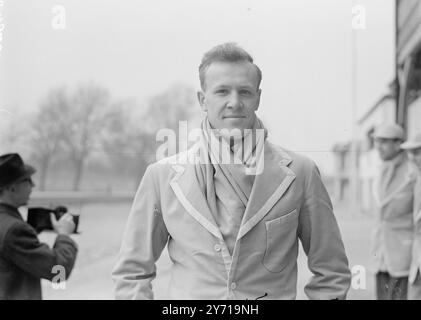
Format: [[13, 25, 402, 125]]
[[371, 124, 416, 300], [112, 43, 351, 300], [401, 133, 421, 300]]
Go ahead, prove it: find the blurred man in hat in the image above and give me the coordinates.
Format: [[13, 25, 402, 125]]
[[401, 133, 421, 300], [371, 123, 416, 300], [0, 153, 78, 300]]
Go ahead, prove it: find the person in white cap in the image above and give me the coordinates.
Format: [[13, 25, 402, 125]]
[[401, 132, 421, 300], [371, 123, 416, 300]]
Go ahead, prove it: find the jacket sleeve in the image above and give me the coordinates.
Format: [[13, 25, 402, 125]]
[[297, 160, 352, 299], [3, 222, 78, 281], [112, 165, 169, 300]]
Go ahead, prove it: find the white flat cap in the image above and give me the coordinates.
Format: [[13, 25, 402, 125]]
[[373, 123, 405, 140], [401, 132, 421, 150]]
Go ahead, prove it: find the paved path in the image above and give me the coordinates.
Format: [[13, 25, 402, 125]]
[[41, 202, 376, 299]]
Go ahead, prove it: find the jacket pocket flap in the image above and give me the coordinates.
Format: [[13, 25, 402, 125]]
[[265, 209, 298, 228]]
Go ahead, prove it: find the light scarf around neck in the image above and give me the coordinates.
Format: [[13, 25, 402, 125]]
[[201, 116, 267, 176], [194, 116, 268, 253]]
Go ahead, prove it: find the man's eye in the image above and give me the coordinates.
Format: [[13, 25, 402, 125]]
[[215, 89, 228, 94], [240, 90, 252, 96]]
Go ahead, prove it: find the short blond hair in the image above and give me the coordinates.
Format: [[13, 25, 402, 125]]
[[199, 42, 262, 90]]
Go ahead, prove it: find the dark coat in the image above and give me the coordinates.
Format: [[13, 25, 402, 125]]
[[0, 203, 78, 299]]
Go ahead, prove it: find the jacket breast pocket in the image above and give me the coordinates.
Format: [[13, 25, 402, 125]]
[[262, 209, 299, 273]]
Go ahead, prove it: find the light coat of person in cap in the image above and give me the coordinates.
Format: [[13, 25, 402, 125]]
[[370, 123, 416, 300], [112, 43, 351, 300], [401, 132, 421, 300], [0, 153, 78, 300]]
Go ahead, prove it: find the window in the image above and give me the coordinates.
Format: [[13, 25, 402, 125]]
[[407, 46, 421, 106]]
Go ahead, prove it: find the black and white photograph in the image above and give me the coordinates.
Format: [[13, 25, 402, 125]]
[[1, 0, 421, 306]]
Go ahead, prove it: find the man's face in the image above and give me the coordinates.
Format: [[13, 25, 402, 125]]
[[197, 61, 261, 131], [409, 147, 421, 172], [11, 177, 35, 207], [374, 138, 402, 161]]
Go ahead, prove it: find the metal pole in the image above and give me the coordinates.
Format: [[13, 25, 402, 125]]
[[395, 0, 399, 118], [351, 0, 359, 215]]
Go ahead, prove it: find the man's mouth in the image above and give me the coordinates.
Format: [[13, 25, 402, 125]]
[[224, 115, 245, 119]]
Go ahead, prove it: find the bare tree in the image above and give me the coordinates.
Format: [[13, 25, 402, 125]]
[[29, 87, 69, 190], [102, 101, 156, 189], [143, 83, 200, 160], [103, 83, 199, 189], [144, 83, 198, 133], [61, 83, 112, 191], [0, 108, 31, 156]]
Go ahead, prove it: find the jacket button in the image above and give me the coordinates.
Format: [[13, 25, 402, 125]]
[[214, 244, 221, 252], [231, 282, 237, 290]]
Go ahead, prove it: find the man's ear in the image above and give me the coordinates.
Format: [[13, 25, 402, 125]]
[[197, 91, 207, 112]]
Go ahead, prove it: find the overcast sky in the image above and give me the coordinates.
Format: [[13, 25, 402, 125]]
[[0, 0, 395, 172]]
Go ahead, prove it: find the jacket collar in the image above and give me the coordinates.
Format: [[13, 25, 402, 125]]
[[0, 202, 23, 220], [375, 152, 412, 206], [236, 143, 295, 240], [167, 141, 296, 241], [381, 151, 406, 170]]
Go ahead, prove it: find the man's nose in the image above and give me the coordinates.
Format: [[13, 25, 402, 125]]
[[226, 92, 242, 108]]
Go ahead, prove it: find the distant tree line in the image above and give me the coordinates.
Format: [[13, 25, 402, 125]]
[[0, 82, 199, 191]]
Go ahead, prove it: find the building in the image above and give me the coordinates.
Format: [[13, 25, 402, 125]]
[[332, 0, 421, 210], [396, 0, 421, 138]]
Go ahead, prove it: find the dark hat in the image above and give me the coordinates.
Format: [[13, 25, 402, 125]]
[[0, 153, 36, 188]]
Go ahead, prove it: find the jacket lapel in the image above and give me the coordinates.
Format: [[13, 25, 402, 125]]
[[168, 143, 297, 241], [377, 154, 406, 207], [414, 179, 421, 223], [237, 143, 296, 240], [169, 151, 224, 240], [0, 203, 23, 220], [378, 177, 412, 208]]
